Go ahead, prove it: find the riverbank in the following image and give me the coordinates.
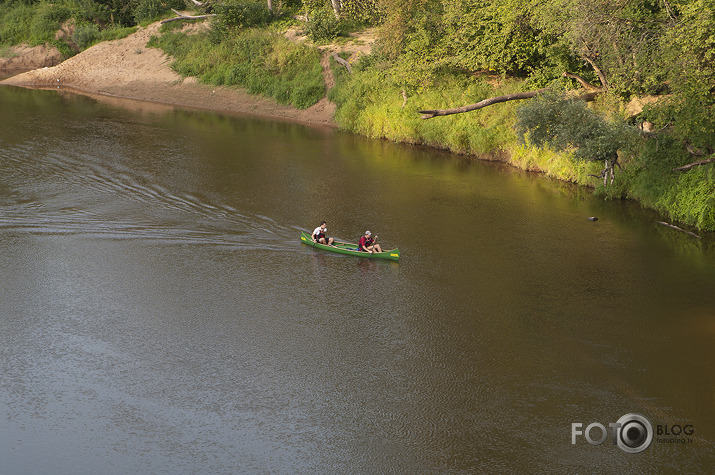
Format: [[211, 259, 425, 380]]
[[2, 20, 713, 233], [0, 22, 337, 128]]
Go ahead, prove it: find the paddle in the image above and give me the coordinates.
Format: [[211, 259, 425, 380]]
[[369, 234, 378, 256]]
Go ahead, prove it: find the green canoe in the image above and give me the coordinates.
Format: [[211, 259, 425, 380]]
[[300, 232, 400, 261]]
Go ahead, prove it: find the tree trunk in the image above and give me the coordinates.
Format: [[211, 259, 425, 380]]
[[581, 55, 608, 91], [331, 0, 341, 18]]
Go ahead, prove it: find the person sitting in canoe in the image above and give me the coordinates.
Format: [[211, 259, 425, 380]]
[[358, 230, 382, 253], [312, 221, 334, 246]]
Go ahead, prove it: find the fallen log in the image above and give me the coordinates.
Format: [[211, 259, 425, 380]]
[[673, 156, 715, 172], [656, 221, 701, 239], [332, 52, 352, 73], [161, 9, 216, 24]]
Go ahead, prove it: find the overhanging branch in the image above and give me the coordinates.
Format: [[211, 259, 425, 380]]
[[673, 156, 715, 172], [419, 89, 548, 119], [418, 87, 598, 119]]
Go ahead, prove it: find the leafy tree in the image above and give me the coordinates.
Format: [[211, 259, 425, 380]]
[[535, 0, 673, 97], [305, 7, 341, 41], [376, 0, 444, 61], [73, 0, 111, 25], [133, 0, 185, 23], [646, 0, 715, 152], [515, 89, 635, 182], [441, 0, 550, 76], [93, 0, 135, 26], [340, 0, 384, 24], [212, 0, 272, 37]]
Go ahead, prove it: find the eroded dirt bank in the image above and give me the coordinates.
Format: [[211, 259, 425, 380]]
[[1, 22, 337, 127]]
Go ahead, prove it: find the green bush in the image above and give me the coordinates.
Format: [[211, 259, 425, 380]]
[[28, 2, 71, 44], [72, 22, 99, 49], [133, 0, 184, 24], [515, 89, 637, 164], [305, 7, 341, 42], [72, 0, 110, 24], [150, 28, 324, 109], [213, 0, 272, 34], [0, 2, 71, 46]]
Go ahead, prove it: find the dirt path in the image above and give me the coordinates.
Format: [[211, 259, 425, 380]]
[[0, 21, 373, 128]]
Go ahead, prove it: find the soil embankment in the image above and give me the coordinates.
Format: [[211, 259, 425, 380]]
[[1, 22, 338, 127]]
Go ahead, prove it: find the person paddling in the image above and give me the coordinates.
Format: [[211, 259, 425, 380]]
[[358, 230, 382, 253], [312, 221, 334, 246]]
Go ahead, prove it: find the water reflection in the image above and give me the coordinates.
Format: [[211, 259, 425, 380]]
[[1, 86, 714, 473]]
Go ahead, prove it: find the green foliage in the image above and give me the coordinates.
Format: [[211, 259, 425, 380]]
[[664, 166, 715, 231], [133, 0, 184, 24], [72, 0, 110, 24], [0, 1, 71, 46], [340, 0, 384, 25], [72, 23, 136, 49], [29, 2, 71, 44], [71, 21, 100, 49], [305, 7, 341, 42], [150, 28, 324, 109], [213, 0, 272, 36], [0, 4, 33, 45], [303, 0, 383, 26], [536, 0, 671, 97], [332, 61, 520, 155], [515, 89, 634, 163], [442, 0, 545, 75], [618, 137, 715, 230], [94, 0, 136, 26], [647, 0, 715, 152], [376, 0, 444, 60]]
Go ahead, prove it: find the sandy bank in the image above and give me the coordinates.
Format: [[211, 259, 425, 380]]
[[1, 22, 337, 128]]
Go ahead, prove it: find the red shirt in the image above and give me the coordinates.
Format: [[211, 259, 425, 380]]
[[358, 235, 373, 250]]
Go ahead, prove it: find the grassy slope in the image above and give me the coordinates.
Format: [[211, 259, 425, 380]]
[[329, 60, 715, 232]]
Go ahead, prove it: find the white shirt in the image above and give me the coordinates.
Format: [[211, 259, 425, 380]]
[[313, 226, 326, 237]]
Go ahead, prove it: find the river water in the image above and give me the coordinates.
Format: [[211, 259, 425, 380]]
[[1, 86, 714, 473]]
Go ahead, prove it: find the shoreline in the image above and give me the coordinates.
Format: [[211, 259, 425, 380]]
[[0, 22, 337, 129], [3, 81, 339, 130]]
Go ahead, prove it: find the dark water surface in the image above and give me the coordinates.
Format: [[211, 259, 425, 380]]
[[1, 86, 714, 473]]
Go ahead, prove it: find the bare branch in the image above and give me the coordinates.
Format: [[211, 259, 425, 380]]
[[419, 89, 548, 119], [161, 9, 216, 23], [562, 72, 602, 91], [185, 0, 210, 7], [418, 88, 598, 119], [581, 54, 608, 90], [331, 52, 352, 73], [656, 221, 701, 239], [685, 143, 706, 156], [673, 156, 715, 172]]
